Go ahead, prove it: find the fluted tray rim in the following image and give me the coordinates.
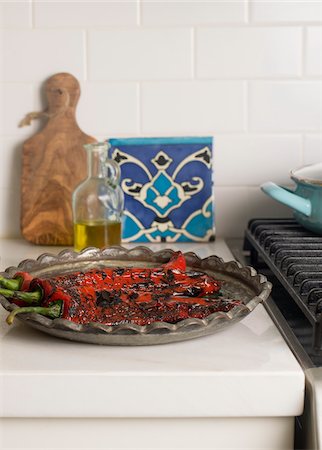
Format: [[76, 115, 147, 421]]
[[0, 246, 272, 345]]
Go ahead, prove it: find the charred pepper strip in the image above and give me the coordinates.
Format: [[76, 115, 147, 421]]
[[26, 251, 188, 291], [0, 252, 220, 302], [0, 252, 186, 293], [5, 287, 240, 326], [133, 296, 243, 325], [23, 268, 220, 310], [2, 280, 224, 325], [25, 265, 220, 298], [4, 283, 240, 326], [2, 252, 225, 325], [6, 281, 238, 327]]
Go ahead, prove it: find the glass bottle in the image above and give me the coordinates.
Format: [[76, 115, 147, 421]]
[[72, 142, 124, 251]]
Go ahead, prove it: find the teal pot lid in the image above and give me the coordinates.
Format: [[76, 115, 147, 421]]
[[291, 163, 322, 186]]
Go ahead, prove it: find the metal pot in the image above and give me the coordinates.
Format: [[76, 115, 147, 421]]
[[261, 163, 322, 234]]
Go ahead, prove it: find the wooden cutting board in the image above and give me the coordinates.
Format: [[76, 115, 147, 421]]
[[21, 73, 96, 246]]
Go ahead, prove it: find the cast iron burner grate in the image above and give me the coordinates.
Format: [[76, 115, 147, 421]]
[[244, 218, 322, 365]]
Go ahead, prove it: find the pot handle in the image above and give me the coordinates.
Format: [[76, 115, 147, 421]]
[[261, 182, 312, 217]]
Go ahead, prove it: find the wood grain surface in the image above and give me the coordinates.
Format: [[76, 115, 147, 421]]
[[21, 73, 96, 245]]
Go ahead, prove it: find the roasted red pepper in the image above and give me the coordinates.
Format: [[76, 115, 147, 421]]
[[2, 251, 219, 300], [1, 252, 234, 326], [5, 283, 234, 326], [27, 266, 220, 300], [28, 251, 191, 291], [6, 288, 239, 326], [1, 251, 187, 292]]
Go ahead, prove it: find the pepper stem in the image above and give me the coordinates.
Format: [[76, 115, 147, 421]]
[[6, 301, 63, 325], [0, 288, 41, 304], [0, 276, 21, 291]]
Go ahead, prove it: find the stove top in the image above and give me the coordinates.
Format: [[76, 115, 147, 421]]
[[229, 218, 322, 369], [229, 219, 322, 449]]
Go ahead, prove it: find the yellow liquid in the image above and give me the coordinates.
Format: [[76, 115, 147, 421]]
[[74, 220, 121, 251]]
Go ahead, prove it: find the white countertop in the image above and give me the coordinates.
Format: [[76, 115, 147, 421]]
[[0, 239, 305, 418]]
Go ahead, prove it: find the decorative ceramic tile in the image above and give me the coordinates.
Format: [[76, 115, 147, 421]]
[[108, 137, 214, 243]]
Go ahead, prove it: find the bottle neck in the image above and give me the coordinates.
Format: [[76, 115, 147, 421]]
[[87, 146, 108, 178]]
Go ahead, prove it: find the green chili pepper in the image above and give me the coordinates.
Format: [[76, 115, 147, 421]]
[[6, 301, 63, 325], [0, 288, 42, 304], [0, 276, 21, 291]]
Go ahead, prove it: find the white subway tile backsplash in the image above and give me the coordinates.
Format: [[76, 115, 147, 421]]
[[0, 0, 31, 28], [77, 82, 138, 136], [88, 29, 192, 81], [304, 135, 322, 164], [0, 1, 322, 239], [196, 27, 301, 78], [246, 187, 293, 222], [0, 138, 22, 190], [251, 0, 322, 23], [214, 135, 301, 186], [215, 187, 252, 238], [0, 84, 38, 137], [249, 81, 322, 131], [305, 27, 322, 76], [141, 81, 245, 134], [141, 0, 246, 25], [0, 30, 85, 82], [0, 188, 20, 238], [34, 1, 138, 28], [215, 187, 292, 238]]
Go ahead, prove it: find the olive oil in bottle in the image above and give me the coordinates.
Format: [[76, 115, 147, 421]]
[[72, 142, 124, 251], [74, 220, 121, 251]]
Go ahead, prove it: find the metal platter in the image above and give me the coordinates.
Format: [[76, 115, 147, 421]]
[[0, 246, 272, 345]]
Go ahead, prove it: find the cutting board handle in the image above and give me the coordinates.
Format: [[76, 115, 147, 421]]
[[46, 73, 79, 111], [20, 73, 81, 128]]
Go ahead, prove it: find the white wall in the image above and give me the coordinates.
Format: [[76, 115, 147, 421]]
[[1, 0, 322, 239]]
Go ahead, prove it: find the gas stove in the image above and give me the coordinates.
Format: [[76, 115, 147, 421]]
[[229, 218, 322, 450]]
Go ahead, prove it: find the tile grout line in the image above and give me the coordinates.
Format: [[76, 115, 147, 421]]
[[137, 0, 141, 26], [191, 27, 195, 79], [244, 81, 249, 133], [84, 29, 88, 81], [245, 0, 250, 24], [3, 78, 322, 84], [301, 134, 305, 166], [302, 25, 307, 78], [30, 0, 35, 29], [29, 0, 38, 124], [300, 3, 307, 167], [137, 82, 142, 135]]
